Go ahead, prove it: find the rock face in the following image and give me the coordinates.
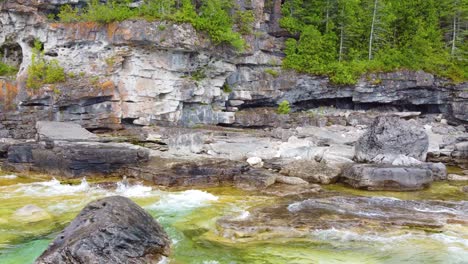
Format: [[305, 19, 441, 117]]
[[217, 195, 468, 240], [280, 160, 343, 184], [35, 196, 170, 264], [342, 164, 433, 191], [3, 121, 150, 177], [0, 0, 467, 139], [355, 116, 429, 163]]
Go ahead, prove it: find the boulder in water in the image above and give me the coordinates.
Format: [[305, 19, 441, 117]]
[[341, 164, 433, 191], [12, 205, 51, 223], [354, 116, 428, 163], [35, 196, 170, 264]]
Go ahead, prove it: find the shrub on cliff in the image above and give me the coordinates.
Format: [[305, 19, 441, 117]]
[[0, 62, 17, 76], [277, 100, 291, 115], [57, 0, 247, 51], [26, 40, 66, 89]]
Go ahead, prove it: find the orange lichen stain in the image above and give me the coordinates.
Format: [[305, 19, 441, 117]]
[[0, 80, 4, 99], [100, 80, 115, 92], [106, 22, 119, 40], [0, 81, 19, 110], [50, 22, 101, 41]]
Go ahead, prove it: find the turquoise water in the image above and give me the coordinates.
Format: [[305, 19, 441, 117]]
[[0, 173, 467, 264]]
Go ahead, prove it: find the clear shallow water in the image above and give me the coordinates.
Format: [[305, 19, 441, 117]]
[[0, 173, 467, 264]]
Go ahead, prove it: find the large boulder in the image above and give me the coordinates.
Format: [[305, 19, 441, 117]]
[[341, 164, 433, 191], [31, 141, 149, 177], [280, 160, 343, 184], [35, 196, 170, 264], [354, 116, 429, 163]]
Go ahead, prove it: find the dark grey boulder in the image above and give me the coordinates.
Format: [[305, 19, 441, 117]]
[[35, 196, 170, 264], [354, 116, 429, 163], [7, 143, 35, 163], [342, 164, 433, 191], [31, 141, 149, 177]]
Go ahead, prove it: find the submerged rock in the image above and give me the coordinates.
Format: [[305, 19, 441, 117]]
[[355, 116, 428, 163], [341, 164, 433, 191], [12, 205, 51, 223], [217, 194, 468, 241], [447, 174, 468, 181], [35, 196, 170, 264]]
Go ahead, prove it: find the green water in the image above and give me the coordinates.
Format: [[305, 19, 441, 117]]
[[0, 172, 467, 264]]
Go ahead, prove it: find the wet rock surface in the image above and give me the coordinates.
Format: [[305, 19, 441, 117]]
[[217, 194, 468, 241], [341, 164, 433, 191], [35, 196, 170, 264]]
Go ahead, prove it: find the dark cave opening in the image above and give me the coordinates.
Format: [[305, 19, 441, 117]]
[[0, 42, 23, 69], [293, 97, 449, 115]]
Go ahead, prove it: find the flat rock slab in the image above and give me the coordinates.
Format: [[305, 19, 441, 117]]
[[36, 121, 98, 141], [342, 164, 433, 191], [35, 196, 170, 264]]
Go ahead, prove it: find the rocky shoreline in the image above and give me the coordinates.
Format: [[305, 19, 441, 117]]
[[1, 112, 466, 192]]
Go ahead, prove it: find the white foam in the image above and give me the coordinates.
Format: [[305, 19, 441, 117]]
[[0, 174, 17, 179], [413, 207, 458, 214], [311, 228, 414, 244], [430, 233, 468, 247], [202, 261, 220, 264], [232, 210, 250, 220], [13, 178, 93, 196], [148, 190, 218, 212], [114, 181, 152, 197]]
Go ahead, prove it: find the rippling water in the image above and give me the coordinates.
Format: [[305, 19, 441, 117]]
[[0, 173, 467, 264]]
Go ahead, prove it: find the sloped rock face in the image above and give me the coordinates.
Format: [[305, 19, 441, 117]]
[[355, 116, 429, 162], [35, 196, 170, 264]]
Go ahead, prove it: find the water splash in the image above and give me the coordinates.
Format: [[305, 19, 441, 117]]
[[12, 178, 92, 196], [0, 174, 17, 179], [148, 190, 218, 212], [114, 180, 153, 197]]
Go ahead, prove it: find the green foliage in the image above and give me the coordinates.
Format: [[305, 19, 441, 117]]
[[26, 40, 66, 89], [277, 100, 291, 115], [190, 69, 206, 81], [0, 62, 17, 76], [58, 4, 81, 23], [83, 0, 137, 23], [222, 83, 232, 93], [57, 0, 247, 51], [280, 0, 467, 84], [194, 0, 245, 50], [234, 10, 255, 35], [265, 68, 279, 77]]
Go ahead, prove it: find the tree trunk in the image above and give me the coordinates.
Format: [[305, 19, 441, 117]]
[[368, 0, 378, 60]]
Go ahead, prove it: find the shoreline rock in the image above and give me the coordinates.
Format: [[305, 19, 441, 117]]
[[35, 196, 170, 264]]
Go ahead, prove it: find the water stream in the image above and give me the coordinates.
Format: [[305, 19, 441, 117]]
[[0, 173, 467, 264]]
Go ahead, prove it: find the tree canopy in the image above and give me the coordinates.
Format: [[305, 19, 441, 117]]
[[281, 0, 467, 84]]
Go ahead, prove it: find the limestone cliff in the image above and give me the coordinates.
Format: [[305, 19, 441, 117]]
[[0, 0, 466, 139]]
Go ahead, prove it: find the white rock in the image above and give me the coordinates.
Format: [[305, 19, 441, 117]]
[[247, 157, 263, 168], [447, 174, 468, 181], [391, 155, 423, 166], [275, 175, 309, 185]]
